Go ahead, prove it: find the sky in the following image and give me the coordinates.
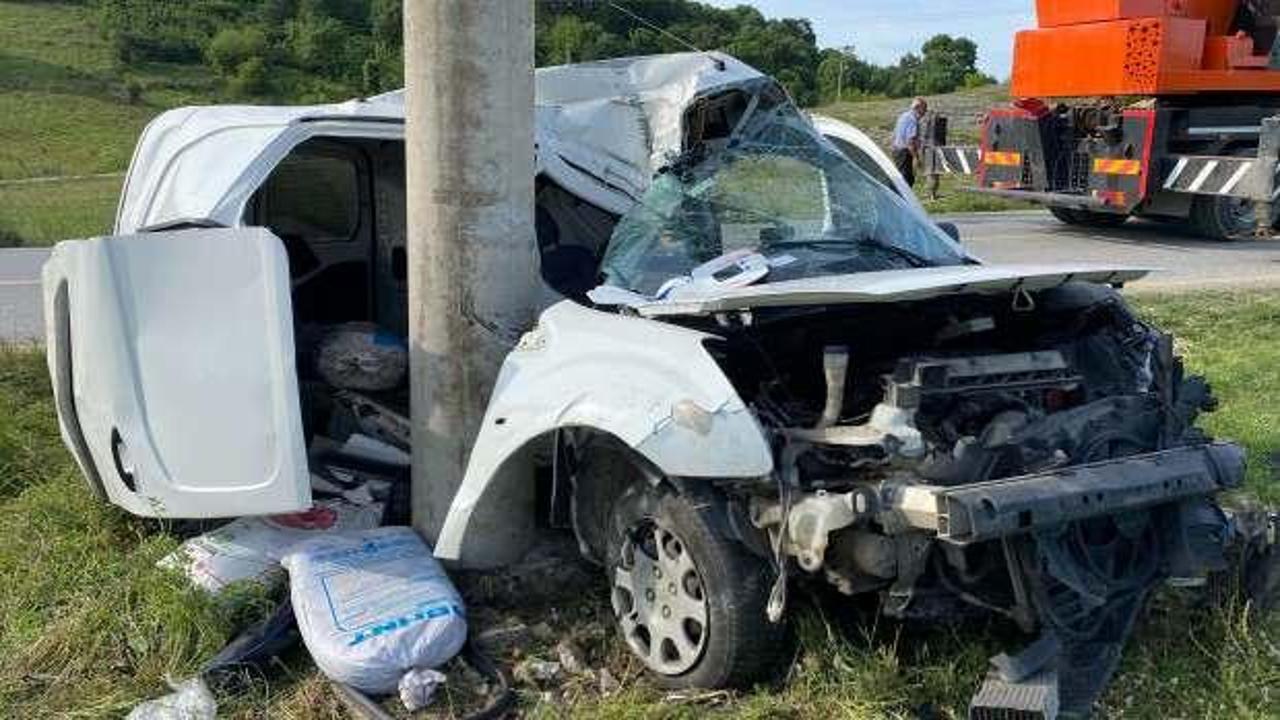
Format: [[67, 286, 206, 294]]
[[700, 1, 1035, 79]]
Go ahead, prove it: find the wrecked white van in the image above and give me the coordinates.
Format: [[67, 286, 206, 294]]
[[42, 53, 1274, 716]]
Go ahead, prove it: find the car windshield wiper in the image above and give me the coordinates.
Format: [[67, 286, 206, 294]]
[[853, 236, 932, 268], [762, 238, 851, 250], [765, 237, 933, 268]]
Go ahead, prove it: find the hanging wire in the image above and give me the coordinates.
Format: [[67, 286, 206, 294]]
[[607, 1, 705, 54]]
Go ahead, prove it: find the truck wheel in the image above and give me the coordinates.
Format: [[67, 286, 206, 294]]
[[1191, 195, 1277, 240], [1049, 206, 1129, 228], [606, 483, 790, 689]]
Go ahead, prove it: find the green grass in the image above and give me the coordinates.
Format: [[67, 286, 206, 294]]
[[0, 1, 185, 181], [0, 175, 122, 246], [921, 174, 1037, 215], [0, 0, 225, 246], [0, 291, 1276, 718], [1134, 292, 1280, 503]]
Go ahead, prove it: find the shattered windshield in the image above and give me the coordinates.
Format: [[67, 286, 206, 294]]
[[599, 97, 967, 298]]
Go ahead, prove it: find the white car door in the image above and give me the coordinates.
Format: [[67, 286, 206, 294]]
[[42, 227, 311, 518]]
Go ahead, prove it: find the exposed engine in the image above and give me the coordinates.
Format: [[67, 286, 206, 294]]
[[692, 282, 1252, 717]]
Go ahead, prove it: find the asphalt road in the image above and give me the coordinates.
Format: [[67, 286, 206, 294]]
[[3, 210, 1280, 342], [0, 248, 48, 343], [948, 210, 1280, 292]]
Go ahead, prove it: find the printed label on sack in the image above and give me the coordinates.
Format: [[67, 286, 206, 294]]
[[313, 536, 464, 646]]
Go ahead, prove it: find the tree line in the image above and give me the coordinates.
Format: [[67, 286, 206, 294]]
[[88, 0, 994, 104]]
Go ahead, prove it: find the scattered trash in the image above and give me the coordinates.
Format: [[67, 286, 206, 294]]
[[529, 621, 556, 643], [662, 689, 734, 707], [282, 527, 467, 694], [203, 598, 301, 694], [341, 433, 411, 466], [474, 623, 531, 655], [514, 659, 562, 686], [159, 500, 383, 594], [333, 390, 411, 449], [555, 640, 587, 675], [598, 667, 621, 695], [398, 667, 447, 712], [125, 677, 216, 720], [315, 323, 408, 391]]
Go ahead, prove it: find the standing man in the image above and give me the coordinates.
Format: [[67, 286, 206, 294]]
[[892, 97, 928, 188]]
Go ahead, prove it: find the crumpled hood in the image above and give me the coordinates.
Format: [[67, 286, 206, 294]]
[[618, 264, 1151, 317]]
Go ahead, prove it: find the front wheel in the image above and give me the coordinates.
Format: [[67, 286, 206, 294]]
[[606, 484, 791, 689]]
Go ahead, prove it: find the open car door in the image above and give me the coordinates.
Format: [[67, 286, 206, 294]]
[[42, 227, 311, 518]]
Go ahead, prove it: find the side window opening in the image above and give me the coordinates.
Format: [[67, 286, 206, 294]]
[[536, 178, 618, 302], [261, 146, 362, 243], [249, 139, 373, 326]]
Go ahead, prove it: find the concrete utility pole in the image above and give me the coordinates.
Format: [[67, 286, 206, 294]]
[[403, 0, 538, 545]]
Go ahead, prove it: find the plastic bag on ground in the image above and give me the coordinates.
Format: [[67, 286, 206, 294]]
[[282, 526, 467, 694], [159, 500, 384, 594], [125, 677, 216, 720], [399, 667, 447, 711]]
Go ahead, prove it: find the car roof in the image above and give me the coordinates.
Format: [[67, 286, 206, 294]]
[[116, 53, 767, 233]]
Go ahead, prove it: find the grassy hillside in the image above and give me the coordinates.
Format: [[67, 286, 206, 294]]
[[816, 83, 1009, 149], [0, 0, 225, 246], [813, 84, 1029, 214], [0, 1, 1024, 248]]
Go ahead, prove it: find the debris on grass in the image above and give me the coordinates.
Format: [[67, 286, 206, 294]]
[[397, 667, 446, 712], [124, 677, 216, 720]]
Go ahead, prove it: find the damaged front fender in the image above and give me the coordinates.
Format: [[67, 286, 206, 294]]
[[434, 301, 772, 568]]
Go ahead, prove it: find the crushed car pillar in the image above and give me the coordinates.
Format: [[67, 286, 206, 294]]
[[403, 0, 539, 543]]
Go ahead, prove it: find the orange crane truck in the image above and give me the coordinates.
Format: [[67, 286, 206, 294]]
[[930, 0, 1280, 239]]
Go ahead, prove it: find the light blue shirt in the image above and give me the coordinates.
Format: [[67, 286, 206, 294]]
[[892, 109, 919, 151]]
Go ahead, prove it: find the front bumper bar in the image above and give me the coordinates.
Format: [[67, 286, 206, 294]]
[[893, 442, 1245, 545]]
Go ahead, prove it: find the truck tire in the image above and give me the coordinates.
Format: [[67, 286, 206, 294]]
[[1190, 194, 1277, 241], [605, 482, 791, 689], [1048, 206, 1130, 228]]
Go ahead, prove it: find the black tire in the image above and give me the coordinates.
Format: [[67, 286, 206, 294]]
[[1048, 205, 1130, 228], [1190, 194, 1277, 241], [605, 482, 791, 689]]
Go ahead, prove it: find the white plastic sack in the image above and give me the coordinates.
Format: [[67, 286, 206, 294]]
[[282, 527, 468, 694], [160, 500, 384, 594]]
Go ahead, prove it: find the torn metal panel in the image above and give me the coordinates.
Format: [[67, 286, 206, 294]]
[[879, 443, 1246, 542], [117, 53, 763, 235], [433, 299, 772, 567], [605, 264, 1151, 317]]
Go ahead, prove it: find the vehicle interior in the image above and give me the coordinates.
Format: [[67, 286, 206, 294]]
[[241, 128, 909, 467], [246, 137, 622, 342]]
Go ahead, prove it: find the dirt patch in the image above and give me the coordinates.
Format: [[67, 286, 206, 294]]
[[385, 535, 641, 717]]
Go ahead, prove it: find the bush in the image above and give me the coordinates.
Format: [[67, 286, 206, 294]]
[[228, 56, 269, 97], [286, 12, 350, 76], [206, 25, 269, 77], [122, 78, 144, 105]]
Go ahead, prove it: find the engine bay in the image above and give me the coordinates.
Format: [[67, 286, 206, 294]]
[[683, 282, 1252, 716]]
